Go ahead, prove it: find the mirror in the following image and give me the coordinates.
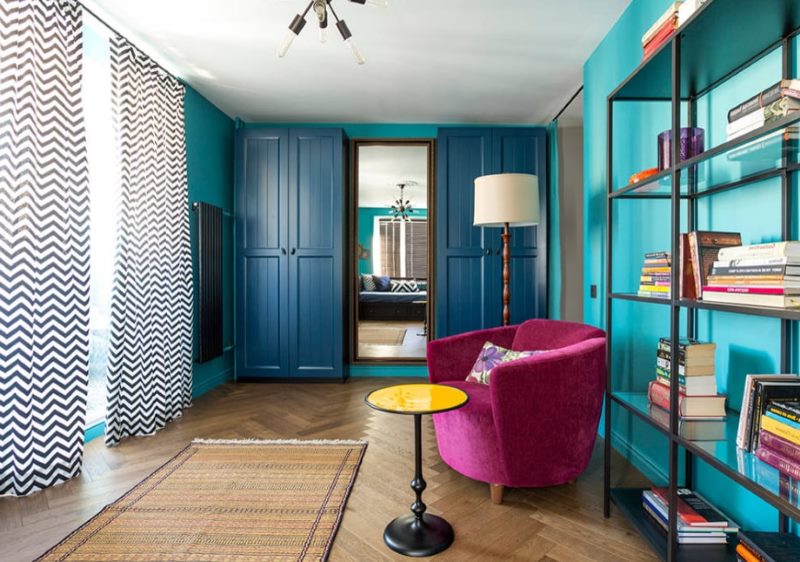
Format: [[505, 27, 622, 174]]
[[353, 140, 433, 362]]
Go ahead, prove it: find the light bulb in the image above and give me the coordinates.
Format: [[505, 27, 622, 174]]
[[345, 38, 366, 64], [319, 27, 327, 43], [277, 31, 297, 57]]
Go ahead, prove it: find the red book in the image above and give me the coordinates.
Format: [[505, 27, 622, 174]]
[[759, 430, 800, 464], [650, 488, 710, 527], [756, 443, 800, 479], [642, 18, 676, 59], [647, 380, 726, 418], [703, 286, 789, 295]]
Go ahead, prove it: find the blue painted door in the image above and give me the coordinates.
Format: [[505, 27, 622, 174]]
[[435, 128, 496, 337], [492, 128, 548, 323], [288, 129, 344, 378], [435, 127, 548, 337], [235, 129, 290, 377]]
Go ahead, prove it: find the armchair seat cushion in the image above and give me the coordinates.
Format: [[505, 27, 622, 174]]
[[432, 381, 506, 484]]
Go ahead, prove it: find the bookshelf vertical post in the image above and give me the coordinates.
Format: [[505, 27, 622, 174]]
[[603, 94, 615, 519], [667, 32, 683, 562]]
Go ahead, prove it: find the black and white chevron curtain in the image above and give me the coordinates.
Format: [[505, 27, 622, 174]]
[[104, 37, 193, 446], [0, 0, 90, 496]]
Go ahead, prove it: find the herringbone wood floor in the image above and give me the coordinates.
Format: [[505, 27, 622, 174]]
[[0, 378, 657, 561]]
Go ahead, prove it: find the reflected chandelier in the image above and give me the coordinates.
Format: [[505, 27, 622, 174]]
[[390, 181, 418, 222], [277, 0, 387, 65]]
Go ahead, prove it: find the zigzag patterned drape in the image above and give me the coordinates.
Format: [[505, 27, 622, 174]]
[[104, 37, 193, 446], [0, 0, 89, 496]]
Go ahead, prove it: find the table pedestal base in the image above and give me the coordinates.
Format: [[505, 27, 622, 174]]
[[383, 513, 454, 557]]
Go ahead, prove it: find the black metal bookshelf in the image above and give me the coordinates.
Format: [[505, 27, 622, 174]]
[[603, 1, 800, 561]]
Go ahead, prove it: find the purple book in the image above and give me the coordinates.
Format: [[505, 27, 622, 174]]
[[759, 430, 800, 464], [756, 443, 800, 480]]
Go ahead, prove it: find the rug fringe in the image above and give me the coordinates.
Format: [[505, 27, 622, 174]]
[[192, 438, 368, 446]]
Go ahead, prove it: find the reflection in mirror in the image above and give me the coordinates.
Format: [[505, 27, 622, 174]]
[[355, 142, 431, 361]]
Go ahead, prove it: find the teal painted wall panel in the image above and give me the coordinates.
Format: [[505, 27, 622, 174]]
[[185, 86, 236, 397], [585, 0, 792, 532], [357, 207, 428, 274]]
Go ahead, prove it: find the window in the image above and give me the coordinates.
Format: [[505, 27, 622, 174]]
[[83, 16, 117, 427], [373, 217, 427, 278]]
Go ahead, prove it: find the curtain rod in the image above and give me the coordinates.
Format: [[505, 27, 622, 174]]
[[552, 85, 583, 122], [77, 1, 180, 81]]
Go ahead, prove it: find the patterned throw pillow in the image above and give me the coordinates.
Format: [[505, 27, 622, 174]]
[[390, 279, 418, 293], [360, 274, 377, 291], [373, 275, 391, 291], [465, 341, 541, 385]]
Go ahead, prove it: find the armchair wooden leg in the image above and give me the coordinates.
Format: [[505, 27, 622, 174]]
[[489, 483, 504, 504]]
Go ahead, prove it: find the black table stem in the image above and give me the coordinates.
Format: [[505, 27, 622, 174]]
[[410, 414, 427, 520]]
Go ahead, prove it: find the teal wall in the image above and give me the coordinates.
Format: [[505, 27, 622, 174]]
[[584, 0, 795, 531], [357, 207, 428, 275], [185, 87, 236, 398]]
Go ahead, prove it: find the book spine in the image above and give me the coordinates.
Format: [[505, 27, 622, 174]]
[[648, 380, 684, 414], [768, 400, 800, 419], [702, 286, 787, 295], [755, 444, 800, 479], [728, 82, 784, 123], [735, 543, 762, 562], [759, 430, 800, 464], [766, 410, 800, 430], [761, 414, 800, 446], [711, 265, 786, 275], [688, 232, 703, 299], [718, 242, 795, 261]]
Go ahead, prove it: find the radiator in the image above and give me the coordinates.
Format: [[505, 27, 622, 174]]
[[194, 202, 223, 363]]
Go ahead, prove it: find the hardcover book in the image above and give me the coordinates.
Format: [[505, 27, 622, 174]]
[[718, 241, 800, 261], [749, 380, 800, 450], [728, 80, 800, 122], [738, 530, 800, 562], [647, 380, 726, 418], [649, 488, 736, 528], [680, 233, 698, 299], [759, 429, 800, 464], [736, 375, 798, 450], [688, 231, 742, 298]]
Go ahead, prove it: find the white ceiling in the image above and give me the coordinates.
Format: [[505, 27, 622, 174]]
[[358, 145, 428, 208], [84, 0, 629, 124]]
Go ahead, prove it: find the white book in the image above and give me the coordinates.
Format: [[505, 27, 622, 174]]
[[736, 374, 798, 450], [712, 256, 800, 268], [641, 3, 681, 44], [717, 241, 800, 261], [702, 289, 800, 308], [678, 0, 707, 26], [726, 110, 766, 137]]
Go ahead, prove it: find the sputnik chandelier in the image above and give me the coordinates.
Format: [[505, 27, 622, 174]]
[[390, 181, 418, 222], [277, 0, 387, 65]]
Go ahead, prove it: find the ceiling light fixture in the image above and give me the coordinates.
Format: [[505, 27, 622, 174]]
[[277, 0, 386, 64], [390, 181, 418, 222]]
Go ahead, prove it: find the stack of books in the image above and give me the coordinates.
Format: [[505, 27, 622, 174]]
[[727, 80, 800, 141], [737, 375, 800, 458], [738, 531, 800, 561], [641, 3, 679, 60], [702, 242, 800, 308], [638, 251, 671, 299], [648, 338, 726, 419], [641, 488, 738, 544]]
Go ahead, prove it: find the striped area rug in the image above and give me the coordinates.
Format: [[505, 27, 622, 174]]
[[38, 439, 367, 561]]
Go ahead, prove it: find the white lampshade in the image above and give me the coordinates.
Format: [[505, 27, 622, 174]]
[[473, 173, 540, 227]]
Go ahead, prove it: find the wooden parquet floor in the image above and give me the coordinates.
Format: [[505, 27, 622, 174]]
[[0, 378, 657, 562]]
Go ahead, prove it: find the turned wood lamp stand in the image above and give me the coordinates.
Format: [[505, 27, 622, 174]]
[[473, 173, 541, 327]]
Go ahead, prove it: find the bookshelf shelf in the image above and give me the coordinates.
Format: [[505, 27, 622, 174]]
[[609, 113, 800, 200], [610, 489, 737, 562], [604, 0, 800, 559], [610, 393, 800, 521], [611, 0, 800, 101]]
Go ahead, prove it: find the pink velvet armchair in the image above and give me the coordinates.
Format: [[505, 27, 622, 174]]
[[427, 319, 606, 504]]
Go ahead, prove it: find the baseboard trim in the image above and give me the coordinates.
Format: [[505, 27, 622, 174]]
[[193, 367, 234, 399], [610, 429, 668, 484]]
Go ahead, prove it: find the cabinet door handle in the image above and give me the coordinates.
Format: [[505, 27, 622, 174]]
[[281, 248, 287, 255], [484, 248, 491, 256], [496, 247, 502, 255], [291, 248, 297, 255]]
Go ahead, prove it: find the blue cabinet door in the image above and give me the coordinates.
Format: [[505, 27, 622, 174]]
[[235, 129, 290, 377], [435, 128, 496, 337], [287, 129, 344, 378], [492, 128, 548, 323]]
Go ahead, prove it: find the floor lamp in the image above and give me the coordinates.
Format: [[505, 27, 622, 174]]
[[473, 173, 540, 326]]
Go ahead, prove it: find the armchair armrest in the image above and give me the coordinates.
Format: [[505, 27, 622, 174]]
[[427, 325, 518, 383], [488, 337, 607, 481]]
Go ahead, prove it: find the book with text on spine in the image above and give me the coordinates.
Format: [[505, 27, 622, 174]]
[[647, 380, 726, 418]]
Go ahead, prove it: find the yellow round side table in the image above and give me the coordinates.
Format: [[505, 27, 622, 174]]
[[365, 383, 469, 557]]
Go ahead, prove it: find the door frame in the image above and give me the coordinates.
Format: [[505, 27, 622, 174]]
[[349, 138, 436, 365]]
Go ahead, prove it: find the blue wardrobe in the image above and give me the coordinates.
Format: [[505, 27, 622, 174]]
[[435, 127, 548, 337], [235, 128, 345, 379]]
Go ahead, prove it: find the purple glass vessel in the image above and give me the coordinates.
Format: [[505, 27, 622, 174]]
[[657, 127, 704, 170]]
